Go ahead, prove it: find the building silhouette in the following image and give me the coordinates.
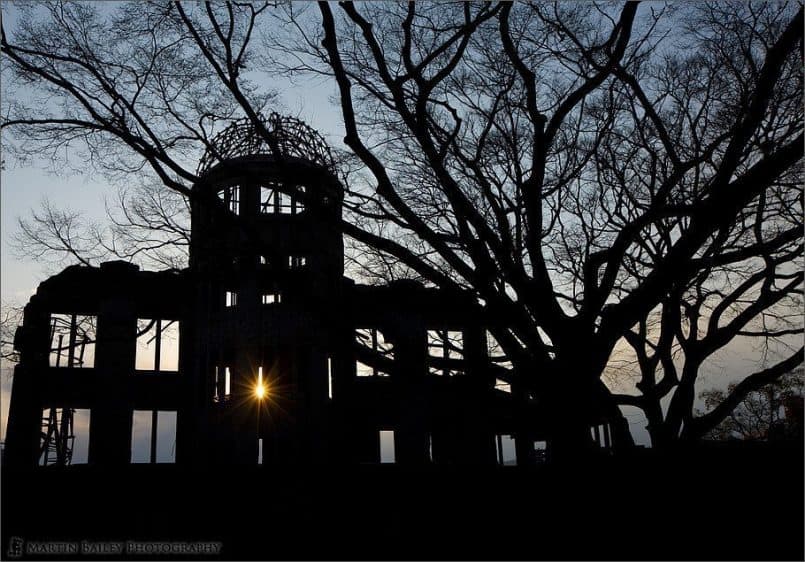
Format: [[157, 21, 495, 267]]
[[3, 114, 615, 469]]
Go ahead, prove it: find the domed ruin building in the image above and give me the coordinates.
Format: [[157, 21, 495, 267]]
[[4, 115, 610, 470]]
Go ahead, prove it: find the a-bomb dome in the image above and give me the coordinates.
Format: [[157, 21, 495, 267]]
[[197, 113, 335, 175]]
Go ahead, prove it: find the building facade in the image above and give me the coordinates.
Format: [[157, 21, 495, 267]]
[[4, 115, 614, 470]]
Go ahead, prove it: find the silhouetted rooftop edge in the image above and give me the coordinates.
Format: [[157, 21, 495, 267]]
[[197, 113, 336, 175]]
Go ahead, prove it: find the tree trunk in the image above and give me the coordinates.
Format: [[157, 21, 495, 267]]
[[542, 360, 601, 463], [642, 393, 675, 449], [540, 347, 642, 462], [646, 416, 672, 449], [606, 401, 636, 450], [547, 415, 599, 463]]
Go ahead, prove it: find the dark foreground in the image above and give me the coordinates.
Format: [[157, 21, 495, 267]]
[[2, 443, 803, 560]]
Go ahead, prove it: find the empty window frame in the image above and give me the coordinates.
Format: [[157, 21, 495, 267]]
[[49, 314, 96, 368], [327, 356, 334, 399], [225, 291, 238, 308], [379, 430, 396, 464], [355, 328, 393, 377], [533, 441, 547, 463], [131, 410, 177, 463], [135, 319, 180, 372], [260, 184, 305, 215], [262, 292, 282, 305], [39, 408, 90, 466], [495, 379, 512, 393], [591, 423, 611, 449], [218, 185, 240, 215], [214, 366, 232, 402], [288, 255, 307, 269], [427, 330, 464, 376], [495, 434, 517, 466]]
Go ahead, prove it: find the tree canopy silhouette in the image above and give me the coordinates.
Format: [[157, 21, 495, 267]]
[[2, 1, 802, 455]]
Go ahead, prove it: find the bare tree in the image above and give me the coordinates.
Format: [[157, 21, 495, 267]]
[[612, 165, 802, 446], [2, 1, 802, 457], [606, 3, 804, 446], [13, 181, 191, 270], [698, 368, 804, 441], [0, 302, 23, 365]]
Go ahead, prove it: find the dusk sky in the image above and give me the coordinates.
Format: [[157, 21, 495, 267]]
[[0, 2, 343, 450], [0, 1, 799, 453], [1, 4, 801, 560]]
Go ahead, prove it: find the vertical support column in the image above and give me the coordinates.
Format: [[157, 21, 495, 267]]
[[391, 311, 430, 466], [328, 307, 357, 464], [179, 276, 217, 466], [3, 301, 50, 468], [90, 294, 136, 466], [150, 410, 158, 463], [512, 372, 536, 467], [231, 182, 262, 465], [229, 344, 260, 465], [300, 339, 331, 465], [462, 322, 496, 465]]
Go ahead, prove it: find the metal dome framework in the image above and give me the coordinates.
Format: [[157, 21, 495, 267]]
[[198, 113, 336, 175]]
